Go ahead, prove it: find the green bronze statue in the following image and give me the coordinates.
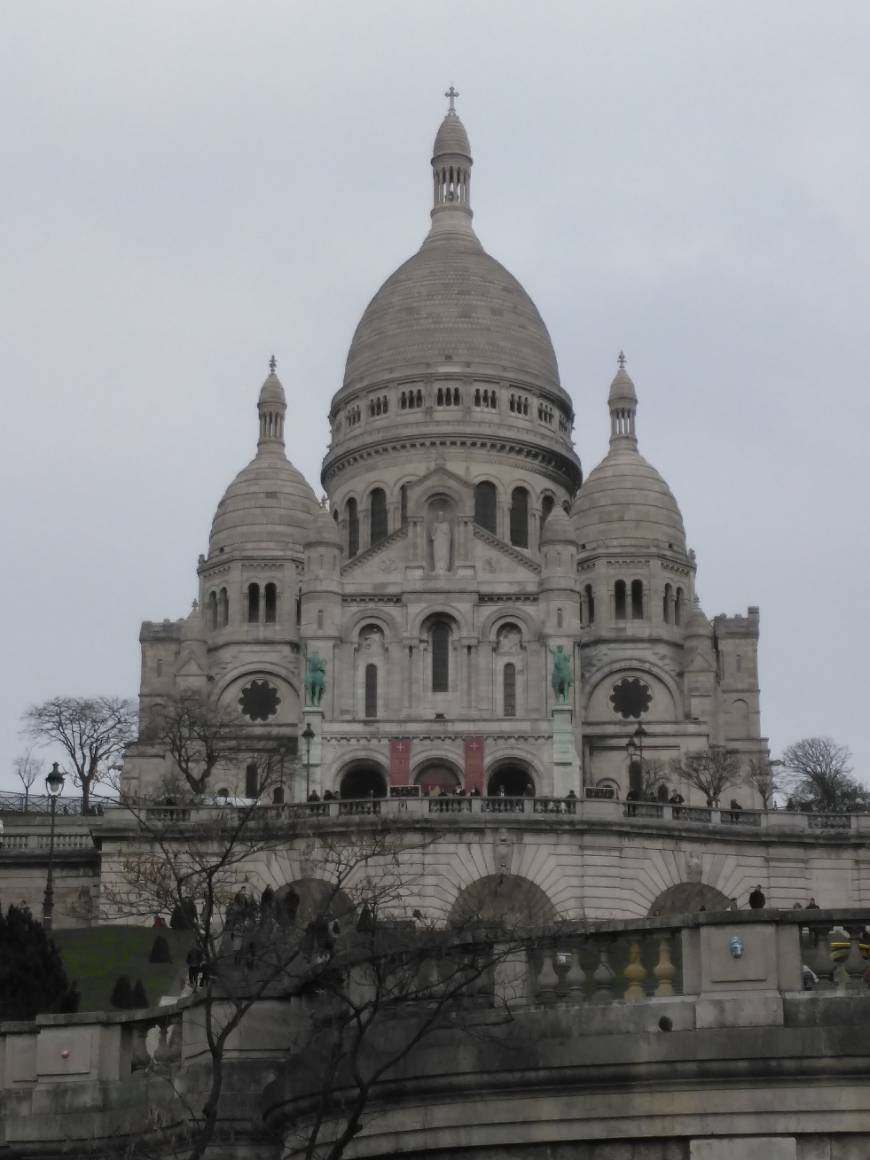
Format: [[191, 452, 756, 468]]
[[550, 645, 573, 704], [304, 651, 326, 707]]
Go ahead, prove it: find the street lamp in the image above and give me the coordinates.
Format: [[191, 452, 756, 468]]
[[42, 762, 66, 930], [302, 723, 315, 801], [625, 724, 648, 795]]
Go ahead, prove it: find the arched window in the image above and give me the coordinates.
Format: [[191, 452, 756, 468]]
[[247, 583, 260, 623], [675, 587, 684, 626], [631, 580, 644, 619], [245, 763, 259, 799], [510, 486, 529, 548], [264, 582, 277, 623], [400, 483, 408, 526], [370, 488, 388, 546], [364, 663, 378, 718], [541, 494, 555, 526], [218, 588, 229, 627], [207, 591, 218, 630], [272, 785, 285, 804], [346, 498, 359, 558], [585, 583, 595, 624], [503, 662, 517, 717], [431, 621, 450, 692], [663, 583, 673, 624], [316, 608, 324, 630], [614, 580, 627, 620], [474, 481, 497, 534]]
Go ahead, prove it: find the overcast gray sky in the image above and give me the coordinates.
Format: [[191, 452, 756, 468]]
[[1, 0, 868, 793]]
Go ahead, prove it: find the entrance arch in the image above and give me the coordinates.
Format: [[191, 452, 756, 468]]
[[339, 763, 387, 800], [649, 882, 731, 917], [415, 762, 461, 795], [450, 874, 557, 929], [487, 762, 534, 797]]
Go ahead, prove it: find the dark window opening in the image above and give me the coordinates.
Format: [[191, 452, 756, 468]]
[[614, 580, 627, 620], [510, 486, 529, 548], [245, 763, 259, 799], [219, 588, 229, 627], [264, 582, 277, 623], [370, 488, 388, 545], [541, 494, 555, 526], [474, 481, 497, 534], [339, 765, 387, 799], [585, 584, 595, 624], [207, 591, 218, 630], [400, 484, 408, 526], [347, 498, 359, 558], [364, 663, 378, 719], [247, 583, 260, 624], [431, 621, 450, 692], [503, 663, 517, 717], [631, 579, 644, 619]]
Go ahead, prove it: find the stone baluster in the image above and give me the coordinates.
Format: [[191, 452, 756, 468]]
[[653, 935, 677, 996], [829, 926, 851, 994], [591, 944, 616, 1004], [152, 1022, 173, 1066], [623, 942, 647, 1002], [130, 1023, 151, 1071], [166, 1015, 182, 1064], [800, 925, 834, 988], [562, 950, 586, 1001], [536, 952, 559, 1004], [842, 928, 866, 984]]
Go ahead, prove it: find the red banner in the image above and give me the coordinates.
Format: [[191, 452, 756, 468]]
[[464, 736, 485, 795], [389, 738, 412, 786]]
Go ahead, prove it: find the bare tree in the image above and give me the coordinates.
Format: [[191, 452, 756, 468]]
[[670, 747, 741, 805], [140, 691, 244, 796], [746, 756, 781, 809], [22, 696, 137, 814], [780, 736, 862, 812], [13, 751, 41, 810], [101, 777, 510, 1160]]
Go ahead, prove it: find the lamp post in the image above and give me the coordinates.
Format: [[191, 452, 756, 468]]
[[42, 762, 66, 930], [625, 723, 648, 795], [302, 723, 315, 800]]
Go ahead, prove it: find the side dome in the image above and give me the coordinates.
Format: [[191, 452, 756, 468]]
[[208, 363, 320, 558], [573, 448, 686, 550], [573, 357, 686, 552]]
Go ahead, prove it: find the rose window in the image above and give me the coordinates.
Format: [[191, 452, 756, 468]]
[[239, 680, 280, 722], [609, 677, 652, 719]]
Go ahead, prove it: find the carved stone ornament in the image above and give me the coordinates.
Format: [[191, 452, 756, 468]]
[[239, 679, 281, 722], [609, 677, 652, 719]]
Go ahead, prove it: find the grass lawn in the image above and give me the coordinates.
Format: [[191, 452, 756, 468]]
[[53, 926, 194, 1013]]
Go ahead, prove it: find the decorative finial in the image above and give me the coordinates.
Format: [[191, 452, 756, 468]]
[[445, 85, 459, 113], [618, 350, 626, 370], [269, 354, 277, 374]]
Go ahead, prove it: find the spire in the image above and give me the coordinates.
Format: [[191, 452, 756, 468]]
[[427, 86, 475, 243], [257, 356, 287, 454], [608, 351, 639, 446]]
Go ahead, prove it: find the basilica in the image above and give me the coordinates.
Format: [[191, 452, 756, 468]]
[[123, 95, 767, 807]]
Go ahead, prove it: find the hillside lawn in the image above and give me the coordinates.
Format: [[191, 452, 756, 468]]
[[53, 926, 194, 1012]]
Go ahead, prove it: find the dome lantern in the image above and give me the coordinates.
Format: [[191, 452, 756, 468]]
[[258, 355, 287, 453], [608, 351, 638, 446]]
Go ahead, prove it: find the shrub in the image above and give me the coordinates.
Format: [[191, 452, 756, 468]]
[[130, 979, 149, 1008], [0, 905, 80, 1020], [110, 974, 133, 1009], [149, 934, 172, 963]]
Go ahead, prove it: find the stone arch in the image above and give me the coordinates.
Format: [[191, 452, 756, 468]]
[[413, 477, 468, 514], [649, 882, 731, 917], [338, 762, 388, 799], [343, 607, 402, 644], [329, 750, 389, 796], [479, 605, 539, 644], [583, 660, 681, 721], [273, 877, 356, 927], [410, 604, 472, 638], [486, 758, 536, 797], [413, 758, 462, 794], [214, 662, 301, 704], [449, 874, 557, 929]]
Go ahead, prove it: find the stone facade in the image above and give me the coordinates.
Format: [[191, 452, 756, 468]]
[[122, 99, 768, 821]]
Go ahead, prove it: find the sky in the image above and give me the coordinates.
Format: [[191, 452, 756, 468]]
[[1, 0, 868, 792]]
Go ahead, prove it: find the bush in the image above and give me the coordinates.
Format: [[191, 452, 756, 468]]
[[149, 934, 172, 963], [110, 974, 133, 1009], [0, 905, 80, 1020], [130, 979, 149, 1008]]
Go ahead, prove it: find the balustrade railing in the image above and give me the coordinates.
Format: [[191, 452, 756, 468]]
[[799, 921, 870, 992], [527, 929, 681, 1005], [482, 797, 527, 815], [807, 814, 851, 830]]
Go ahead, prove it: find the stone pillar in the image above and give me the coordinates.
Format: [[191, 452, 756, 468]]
[[298, 707, 324, 800], [551, 705, 581, 797]]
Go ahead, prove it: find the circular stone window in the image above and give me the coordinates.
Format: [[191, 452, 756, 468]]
[[609, 677, 652, 719], [239, 680, 280, 722]]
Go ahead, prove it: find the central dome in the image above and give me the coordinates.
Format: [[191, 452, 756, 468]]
[[339, 103, 563, 397], [342, 236, 561, 392]]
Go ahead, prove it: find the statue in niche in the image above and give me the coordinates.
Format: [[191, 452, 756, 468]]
[[360, 626, 385, 655], [496, 626, 522, 655], [549, 644, 573, 704], [430, 510, 452, 574], [304, 651, 326, 707]]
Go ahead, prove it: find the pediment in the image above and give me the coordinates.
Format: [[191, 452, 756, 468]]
[[176, 652, 206, 677], [685, 648, 716, 673], [405, 466, 474, 518]]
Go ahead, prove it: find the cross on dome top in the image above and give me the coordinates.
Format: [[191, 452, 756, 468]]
[[445, 85, 459, 112], [269, 354, 277, 374]]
